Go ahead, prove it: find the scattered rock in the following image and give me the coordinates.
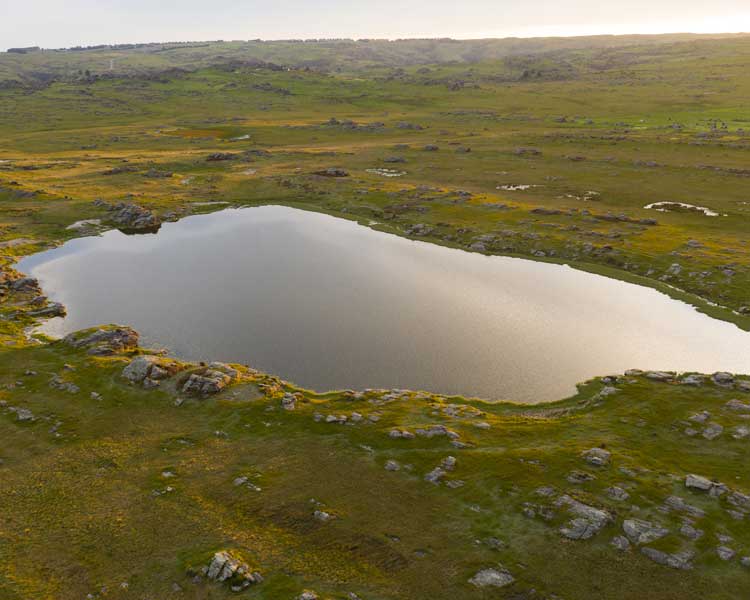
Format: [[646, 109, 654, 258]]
[[611, 536, 631, 551], [702, 423, 723, 440], [182, 369, 232, 396], [205, 551, 261, 590], [556, 495, 612, 539], [108, 202, 161, 231], [384, 460, 400, 471], [685, 474, 714, 491], [640, 548, 694, 570], [582, 447, 611, 466], [64, 326, 139, 356], [717, 546, 736, 561], [623, 519, 669, 545], [313, 168, 349, 177], [606, 486, 630, 502], [468, 567, 515, 588]]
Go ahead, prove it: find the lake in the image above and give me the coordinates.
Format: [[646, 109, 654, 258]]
[[17, 205, 750, 403]]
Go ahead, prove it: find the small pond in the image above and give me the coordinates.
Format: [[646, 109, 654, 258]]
[[17, 205, 750, 403]]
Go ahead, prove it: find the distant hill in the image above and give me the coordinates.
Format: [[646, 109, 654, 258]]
[[1, 33, 749, 86]]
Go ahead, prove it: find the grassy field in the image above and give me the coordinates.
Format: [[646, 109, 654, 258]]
[[0, 35, 749, 599]]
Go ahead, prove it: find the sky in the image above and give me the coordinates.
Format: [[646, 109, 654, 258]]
[[2, 0, 750, 50]]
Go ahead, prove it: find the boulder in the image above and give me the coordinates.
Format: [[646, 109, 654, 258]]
[[182, 370, 232, 396], [556, 495, 612, 540], [702, 423, 723, 440], [582, 447, 611, 466], [313, 168, 349, 177], [64, 326, 139, 356], [641, 548, 693, 570], [108, 202, 161, 231], [685, 474, 714, 491], [623, 519, 669, 545], [123, 355, 181, 386], [468, 567, 514, 588], [205, 551, 261, 590], [713, 372, 734, 386]]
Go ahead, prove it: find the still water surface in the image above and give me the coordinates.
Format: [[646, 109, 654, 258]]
[[17, 205, 750, 402]]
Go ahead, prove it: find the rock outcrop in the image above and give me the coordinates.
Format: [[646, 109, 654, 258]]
[[64, 326, 139, 356]]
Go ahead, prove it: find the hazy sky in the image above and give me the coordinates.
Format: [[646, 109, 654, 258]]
[[2, 0, 750, 50]]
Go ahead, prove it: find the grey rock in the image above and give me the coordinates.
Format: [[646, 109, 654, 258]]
[[468, 567, 515, 588], [679, 523, 704, 540], [64, 326, 139, 356], [567, 470, 596, 484], [384, 460, 400, 471], [725, 398, 750, 412], [713, 372, 734, 386], [685, 474, 713, 491], [123, 356, 159, 383], [717, 546, 736, 561], [611, 535, 631, 551], [182, 370, 231, 396], [688, 411, 710, 423], [623, 519, 669, 545], [641, 548, 693, 570], [583, 447, 611, 466], [664, 496, 705, 518], [606, 486, 630, 502], [702, 423, 723, 440]]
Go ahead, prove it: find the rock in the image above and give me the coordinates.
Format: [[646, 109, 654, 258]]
[[556, 495, 611, 539], [108, 202, 161, 231], [384, 460, 400, 471], [685, 474, 713, 491], [725, 398, 750, 412], [681, 374, 704, 386], [27, 302, 66, 318], [297, 592, 319, 600], [182, 369, 232, 396], [123, 355, 180, 386], [732, 426, 750, 439], [611, 535, 631, 551], [606, 486, 630, 502], [713, 372, 734, 386], [205, 551, 260, 589], [122, 356, 157, 382], [702, 423, 723, 440], [645, 371, 673, 381], [424, 467, 446, 485], [383, 156, 406, 163], [567, 470, 595, 484], [688, 410, 710, 423], [313, 168, 349, 177], [441, 456, 457, 471], [281, 393, 297, 411], [560, 518, 603, 540], [468, 567, 515, 588], [582, 447, 611, 466], [64, 326, 139, 355], [14, 408, 34, 422], [423, 145, 439, 151], [313, 510, 332, 522], [717, 546, 736, 561], [206, 152, 238, 161], [741, 556, 750, 567], [679, 523, 704, 540], [664, 496, 705, 518], [623, 519, 669, 545], [641, 548, 693, 570]]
